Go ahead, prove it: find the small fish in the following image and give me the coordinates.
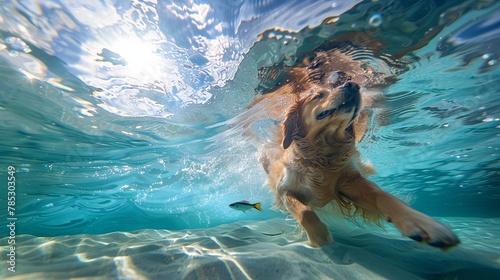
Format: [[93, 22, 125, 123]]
[[229, 201, 262, 212]]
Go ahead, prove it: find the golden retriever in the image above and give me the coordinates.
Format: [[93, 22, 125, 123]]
[[253, 47, 460, 248]]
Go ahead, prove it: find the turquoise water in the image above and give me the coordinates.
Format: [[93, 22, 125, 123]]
[[1, 0, 499, 279]]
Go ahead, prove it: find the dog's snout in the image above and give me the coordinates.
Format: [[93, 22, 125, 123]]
[[338, 81, 361, 117], [342, 82, 360, 91]]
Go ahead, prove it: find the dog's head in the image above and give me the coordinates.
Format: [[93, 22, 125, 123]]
[[282, 82, 361, 149]]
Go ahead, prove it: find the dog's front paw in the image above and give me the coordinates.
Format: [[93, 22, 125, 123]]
[[390, 210, 460, 249], [301, 210, 333, 247], [307, 225, 333, 248]]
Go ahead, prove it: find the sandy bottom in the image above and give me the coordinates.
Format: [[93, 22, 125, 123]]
[[2, 217, 500, 279]]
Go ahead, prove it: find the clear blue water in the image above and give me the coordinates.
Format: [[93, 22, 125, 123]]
[[0, 0, 499, 278], [0, 0, 498, 235]]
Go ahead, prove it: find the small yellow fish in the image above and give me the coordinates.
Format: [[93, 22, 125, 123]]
[[229, 201, 262, 212]]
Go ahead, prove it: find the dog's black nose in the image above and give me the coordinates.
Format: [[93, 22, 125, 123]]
[[342, 82, 360, 90]]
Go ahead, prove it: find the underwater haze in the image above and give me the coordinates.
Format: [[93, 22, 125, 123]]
[[1, 0, 499, 279]]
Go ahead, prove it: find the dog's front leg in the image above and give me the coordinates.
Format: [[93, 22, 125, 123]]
[[282, 192, 333, 247], [339, 176, 460, 248]]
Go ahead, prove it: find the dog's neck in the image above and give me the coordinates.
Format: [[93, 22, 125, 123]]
[[287, 130, 358, 172]]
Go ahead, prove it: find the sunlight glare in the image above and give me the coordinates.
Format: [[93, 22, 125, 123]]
[[111, 37, 164, 83]]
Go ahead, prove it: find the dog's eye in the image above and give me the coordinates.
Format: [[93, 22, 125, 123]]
[[314, 91, 326, 100]]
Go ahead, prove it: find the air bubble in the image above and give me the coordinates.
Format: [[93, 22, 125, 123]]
[[369, 14, 383, 27], [327, 72, 339, 84], [4, 36, 31, 54], [488, 59, 497, 66]]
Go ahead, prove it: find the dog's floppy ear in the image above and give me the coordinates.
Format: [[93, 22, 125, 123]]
[[282, 102, 302, 149], [346, 123, 356, 141]]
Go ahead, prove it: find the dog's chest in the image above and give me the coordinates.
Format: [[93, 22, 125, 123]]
[[278, 166, 339, 206]]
